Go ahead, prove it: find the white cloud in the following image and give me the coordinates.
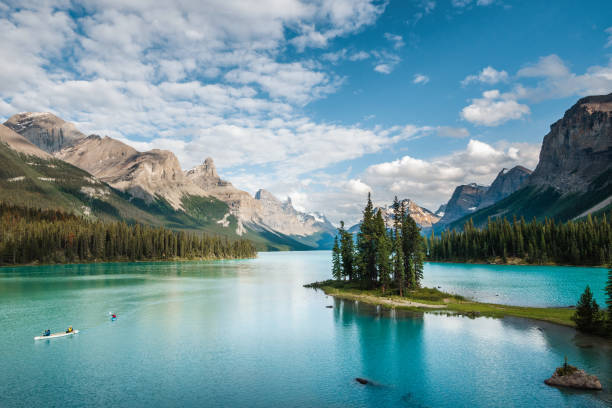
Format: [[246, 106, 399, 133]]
[[384, 32, 405, 49], [605, 27, 612, 48], [435, 126, 469, 138], [462, 66, 509, 85], [461, 89, 530, 126], [372, 50, 401, 74], [515, 54, 612, 101], [452, 0, 495, 6], [362, 139, 540, 212], [346, 179, 372, 194], [413, 74, 429, 84], [349, 51, 370, 61]]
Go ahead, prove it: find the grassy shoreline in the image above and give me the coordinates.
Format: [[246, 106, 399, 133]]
[[426, 259, 608, 268], [306, 280, 576, 328]]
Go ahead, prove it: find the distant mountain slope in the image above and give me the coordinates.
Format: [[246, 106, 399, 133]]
[[2, 113, 336, 250], [436, 183, 488, 225], [4, 112, 85, 152], [348, 198, 439, 234], [445, 93, 612, 230], [477, 166, 532, 210]]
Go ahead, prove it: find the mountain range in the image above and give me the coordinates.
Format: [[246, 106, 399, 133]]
[[1, 93, 610, 245], [1, 113, 335, 251], [353, 93, 612, 234]]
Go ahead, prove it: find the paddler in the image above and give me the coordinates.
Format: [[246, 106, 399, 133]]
[[66, 326, 73, 333], [43, 329, 50, 337]]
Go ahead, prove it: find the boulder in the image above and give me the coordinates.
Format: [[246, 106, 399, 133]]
[[544, 365, 602, 390]]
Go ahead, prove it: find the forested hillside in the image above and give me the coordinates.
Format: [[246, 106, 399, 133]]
[[0, 203, 256, 265], [428, 215, 611, 266]]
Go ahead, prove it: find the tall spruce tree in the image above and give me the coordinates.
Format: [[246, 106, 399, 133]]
[[392, 197, 405, 296], [572, 285, 605, 334], [332, 235, 342, 281], [357, 193, 377, 287], [338, 221, 354, 281], [374, 209, 392, 293]]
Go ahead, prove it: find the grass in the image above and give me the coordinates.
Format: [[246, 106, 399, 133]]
[[306, 280, 576, 327]]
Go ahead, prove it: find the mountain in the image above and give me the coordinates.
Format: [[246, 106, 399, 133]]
[[445, 93, 612, 230], [2, 113, 335, 250], [56, 135, 205, 209], [348, 198, 439, 234], [476, 166, 532, 210], [436, 183, 489, 225], [4, 112, 85, 152]]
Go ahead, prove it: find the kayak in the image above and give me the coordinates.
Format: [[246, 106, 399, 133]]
[[34, 330, 79, 340]]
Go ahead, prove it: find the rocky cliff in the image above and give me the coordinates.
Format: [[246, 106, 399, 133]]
[[4, 112, 85, 152], [56, 135, 205, 209], [477, 166, 532, 210], [0, 124, 51, 159], [528, 93, 612, 193], [437, 183, 488, 225]]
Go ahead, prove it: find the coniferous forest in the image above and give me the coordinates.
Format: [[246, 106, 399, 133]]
[[0, 203, 257, 266], [427, 215, 611, 266], [332, 194, 426, 294]]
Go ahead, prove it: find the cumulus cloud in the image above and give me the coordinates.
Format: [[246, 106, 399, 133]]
[[515, 54, 612, 101], [384, 32, 405, 49], [372, 50, 401, 74], [461, 89, 530, 126], [346, 179, 372, 194], [461, 66, 509, 85], [362, 139, 540, 212], [413, 74, 429, 84]]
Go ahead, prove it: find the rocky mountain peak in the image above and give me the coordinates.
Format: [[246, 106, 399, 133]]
[[4, 112, 85, 153], [437, 183, 489, 225], [477, 165, 532, 210], [254, 189, 279, 203], [529, 92, 612, 193]]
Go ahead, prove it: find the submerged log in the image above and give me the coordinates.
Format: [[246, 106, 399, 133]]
[[355, 378, 369, 385]]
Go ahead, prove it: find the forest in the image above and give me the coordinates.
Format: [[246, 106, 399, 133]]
[[427, 215, 611, 266], [332, 194, 426, 294], [0, 203, 257, 265]]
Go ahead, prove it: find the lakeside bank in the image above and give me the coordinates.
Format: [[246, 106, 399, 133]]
[[306, 280, 578, 328]]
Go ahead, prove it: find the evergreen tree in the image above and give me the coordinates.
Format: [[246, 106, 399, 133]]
[[332, 235, 342, 281], [357, 193, 377, 287], [374, 209, 392, 293], [572, 285, 605, 334], [392, 197, 405, 296], [338, 221, 354, 281]]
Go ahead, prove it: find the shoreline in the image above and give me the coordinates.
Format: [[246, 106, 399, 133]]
[[425, 259, 608, 268], [308, 281, 577, 328], [0, 255, 257, 269]]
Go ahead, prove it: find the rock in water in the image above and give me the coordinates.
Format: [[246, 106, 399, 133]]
[[544, 365, 602, 390]]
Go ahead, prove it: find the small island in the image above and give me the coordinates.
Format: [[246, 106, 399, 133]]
[[308, 194, 612, 333], [544, 358, 602, 390]]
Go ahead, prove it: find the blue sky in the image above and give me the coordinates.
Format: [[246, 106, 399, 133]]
[[1, 0, 611, 223]]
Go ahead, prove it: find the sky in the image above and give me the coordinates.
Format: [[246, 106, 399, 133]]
[[1, 0, 611, 224]]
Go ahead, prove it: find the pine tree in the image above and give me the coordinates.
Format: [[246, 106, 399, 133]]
[[572, 285, 605, 334], [332, 235, 342, 281], [338, 221, 354, 281], [357, 193, 377, 287], [374, 209, 392, 293], [392, 197, 405, 296]]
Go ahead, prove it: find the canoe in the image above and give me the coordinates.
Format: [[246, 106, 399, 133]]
[[34, 330, 79, 340]]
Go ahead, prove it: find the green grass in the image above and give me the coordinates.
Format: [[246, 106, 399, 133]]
[[307, 280, 576, 327]]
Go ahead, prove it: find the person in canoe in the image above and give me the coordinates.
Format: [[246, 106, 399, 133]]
[[66, 326, 73, 333], [111, 314, 117, 319], [43, 329, 51, 337]]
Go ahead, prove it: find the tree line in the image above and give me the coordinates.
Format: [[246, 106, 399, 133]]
[[427, 215, 611, 266], [332, 194, 426, 294], [572, 270, 612, 337], [0, 203, 256, 265]]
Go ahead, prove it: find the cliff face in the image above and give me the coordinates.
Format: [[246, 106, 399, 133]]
[[528, 93, 612, 193], [56, 135, 205, 209], [349, 198, 440, 234], [4, 112, 85, 152], [0, 124, 51, 159], [437, 183, 488, 225], [477, 166, 532, 210]]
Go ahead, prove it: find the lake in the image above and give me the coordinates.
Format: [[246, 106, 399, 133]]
[[0, 251, 610, 407]]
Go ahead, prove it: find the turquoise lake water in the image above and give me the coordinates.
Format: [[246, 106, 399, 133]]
[[0, 251, 610, 407]]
